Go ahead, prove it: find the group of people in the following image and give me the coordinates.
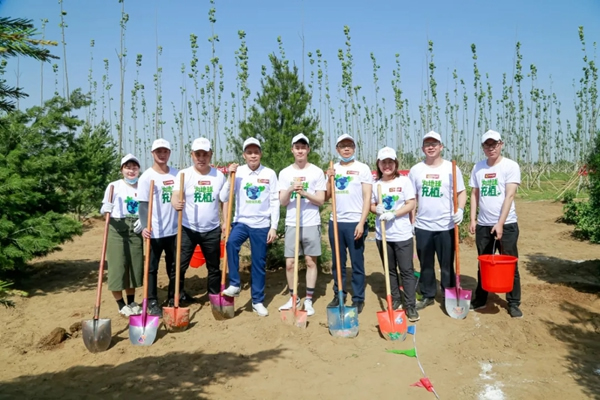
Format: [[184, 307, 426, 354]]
[[101, 128, 523, 323]]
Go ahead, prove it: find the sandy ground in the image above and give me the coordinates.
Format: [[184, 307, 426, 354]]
[[0, 200, 599, 400]]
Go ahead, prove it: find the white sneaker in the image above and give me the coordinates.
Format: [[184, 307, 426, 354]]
[[252, 303, 269, 317], [119, 305, 134, 317], [222, 285, 241, 297], [303, 299, 315, 316], [128, 302, 142, 315], [278, 297, 301, 311]]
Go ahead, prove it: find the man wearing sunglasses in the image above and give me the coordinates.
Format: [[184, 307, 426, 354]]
[[469, 130, 522, 318]]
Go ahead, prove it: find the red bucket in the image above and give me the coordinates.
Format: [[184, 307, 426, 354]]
[[478, 254, 518, 293], [189, 241, 225, 268]]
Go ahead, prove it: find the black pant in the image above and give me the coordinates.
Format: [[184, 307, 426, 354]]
[[175, 226, 222, 298], [376, 237, 417, 308], [148, 235, 177, 302], [415, 227, 456, 299], [475, 223, 521, 306]]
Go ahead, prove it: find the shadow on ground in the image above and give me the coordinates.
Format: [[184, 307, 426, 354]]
[[17, 259, 100, 297], [0, 348, 285, 399], [525, 254, 600, 295], [544, 301, 600, 400]]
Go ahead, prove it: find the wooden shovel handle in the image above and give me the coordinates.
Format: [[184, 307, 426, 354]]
[[94, 185, 114, 320], [329, 161, 344, 294], [292, 189, 301, 313], [220, 171, 236, 286], [174, 174, 184, 308], [143, 180, 155, 303], [377, 184, 392, 298], [452, 160, 461, 285]]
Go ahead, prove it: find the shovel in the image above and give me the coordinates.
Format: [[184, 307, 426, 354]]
[[376, 184, 407, 341], [129, 180, 161, 345], [281, 194, 308, 328], [209, 171, 236, 320], [445, 160, 472, 319], [326, 161, 359, 338], [83, 185, 114, 353], [163, 173, 191, 331]]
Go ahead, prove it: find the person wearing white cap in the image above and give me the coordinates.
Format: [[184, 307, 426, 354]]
[[100, 153, 144, 317], [220, 137, 280, 317], [371, 146, 420, 322], [171, 137, 231, 304], [137, 139, 179, 317], [408, 131, 467, 311], [277, 133, 326, 316], [469, 129, 522, 318], [324, 133, 372, 314]]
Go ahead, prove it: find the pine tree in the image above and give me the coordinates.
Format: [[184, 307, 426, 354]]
[[234, 54, 323, 172]]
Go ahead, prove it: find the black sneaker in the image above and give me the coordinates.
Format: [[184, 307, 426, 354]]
[[327, 295, 346, 308], [406, 306, 420, 322], [351, 301, 364, 314], [508, 305, 523, 318], [470, 298, 487, 310], [148, 301, 163, 318], [415, 297, 435, 310], [392, 299, 403, 310]]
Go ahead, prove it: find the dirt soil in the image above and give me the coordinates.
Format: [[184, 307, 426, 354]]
[[1, 200, 599, 400]]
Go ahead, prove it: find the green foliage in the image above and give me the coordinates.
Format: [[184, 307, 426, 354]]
[[0, 91, 114, 274], [232, 54, 323, 173], [0, 16, 58, 112], [561, 133, 600, 242], [0, 279, 14, 307]]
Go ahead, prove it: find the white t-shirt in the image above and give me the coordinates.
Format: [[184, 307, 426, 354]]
[[329, 160, 373, 223], [174, 166, 229, 233], [137, 166, 179, 238], [279, 163, 327, 227], [233, 164, 280, 230], [469, 157, 521, 226], [371, 176, 415, 242], [102, 179, 139, 219], [409, 159, 465, 231]]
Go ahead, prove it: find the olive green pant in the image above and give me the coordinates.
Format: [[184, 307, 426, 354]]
[[106, 218, 144, 291]]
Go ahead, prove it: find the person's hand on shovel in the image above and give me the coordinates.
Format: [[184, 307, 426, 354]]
[[171, 195, 185, 211]]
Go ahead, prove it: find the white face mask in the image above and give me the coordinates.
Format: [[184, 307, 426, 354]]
[[338, 154, 355, 162]]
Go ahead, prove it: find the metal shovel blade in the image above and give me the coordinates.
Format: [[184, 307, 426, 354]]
[[209, 292, 235, 321], [163, 306, 190, 332], [82, 318, 112, 353], [445, 287, 472, 320], [327, 305, 359, 338], [129, 313, 160, 346], [280, 296, 307, 329], [377, 297, 407, 341]]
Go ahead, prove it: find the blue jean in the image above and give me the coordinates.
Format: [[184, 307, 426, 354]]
[[226, 223, 269, 304], [328, 220, 368, 302]]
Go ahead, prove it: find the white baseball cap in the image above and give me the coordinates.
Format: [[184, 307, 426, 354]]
[[121, 153, 140, 167], [243, 137, 261, 151], [151, 138, 171, 151], [481, 129, 502, 143], [336, 133, 355, 146], [191, 137, 211, 151], [377, 147, 397, 161], [423, 130, 442, 143], [292, 133, 310, 146]]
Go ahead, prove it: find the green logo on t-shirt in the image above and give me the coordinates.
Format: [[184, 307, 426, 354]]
[[194, 185, 214, 202], [290, 181, 309, 199], [481, 178, 500, 197], [162, 186, 173, 203], [421, 179, 442, 198]]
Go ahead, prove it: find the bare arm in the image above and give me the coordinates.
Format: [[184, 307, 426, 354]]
[[395, 198, 415, 218], [457, 189, 467, 210]]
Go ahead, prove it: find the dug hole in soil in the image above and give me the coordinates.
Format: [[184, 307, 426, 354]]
[[0, 200, 599, 400]]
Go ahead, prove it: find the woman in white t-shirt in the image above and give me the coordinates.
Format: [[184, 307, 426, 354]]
[[370, 147, 420, 322], [324, 134, 372, 314], [100, 154, 144, 318]]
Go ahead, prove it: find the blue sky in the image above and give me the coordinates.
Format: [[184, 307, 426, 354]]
[[2, 0, 599, 166]]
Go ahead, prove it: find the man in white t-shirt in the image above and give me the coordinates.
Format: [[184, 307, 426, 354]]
[[325, 134, 372, 314], [171, 137, 230, 304], [221, 137, 280, 317], [278, 133, 327, 316], [138, 139, 179, 316], [469, 130, 522, 318], [409, 131, 466, 311]]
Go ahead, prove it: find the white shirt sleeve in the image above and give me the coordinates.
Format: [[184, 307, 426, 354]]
[[506, 161, 521, 185], [403, 178, 416, 201], [219, 173, 230, 202], [314, 167, 327, 191]]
